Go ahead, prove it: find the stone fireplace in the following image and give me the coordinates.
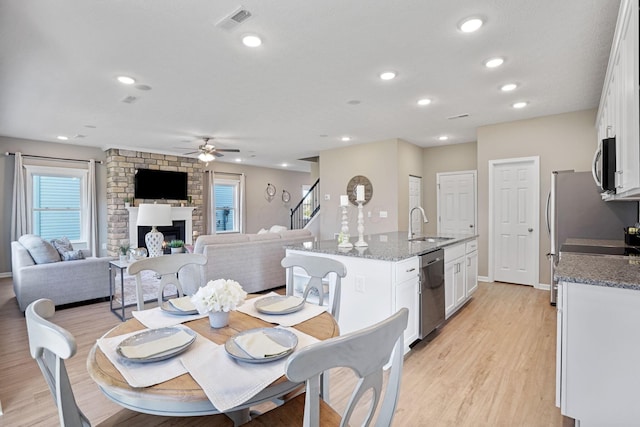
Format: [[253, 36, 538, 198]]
[[127, 207, 195, 249]]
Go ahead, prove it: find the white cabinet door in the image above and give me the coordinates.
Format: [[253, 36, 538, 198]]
[[465, 250, 478, 296], [454, 259, 466, 307], [444, 259, 456, 318], [395, 276, 419, 349]]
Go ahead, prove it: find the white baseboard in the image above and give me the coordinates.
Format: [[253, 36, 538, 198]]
[[478, 276, 490, 282], [535, 283, 551, 291], [0, 272, 12, 279]]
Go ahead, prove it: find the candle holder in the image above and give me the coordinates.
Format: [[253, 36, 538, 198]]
[[354, 201, 368, 247], [338, 205, 353, 248]]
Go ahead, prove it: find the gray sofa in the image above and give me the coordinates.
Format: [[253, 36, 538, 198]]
[[181, 229, 315, 294], [11, 241, 112, 311]]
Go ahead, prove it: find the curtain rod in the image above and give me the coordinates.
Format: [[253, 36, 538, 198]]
[[4, 152, 104, 164]]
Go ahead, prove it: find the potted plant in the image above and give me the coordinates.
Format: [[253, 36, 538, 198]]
[[124, 197, 131, 208], [118, 242, 130, 262], [168, 239, 184, 254], [190, 279, 247, 328]]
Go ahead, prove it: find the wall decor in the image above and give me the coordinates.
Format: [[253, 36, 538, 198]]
[[282, 189, 291, 203], [346, 175, 373, 205], [265, 183, 276, 202]]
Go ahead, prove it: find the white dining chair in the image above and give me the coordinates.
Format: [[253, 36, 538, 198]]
[[246, 308, 408, 427], [281, 255, 347, 320], [25, 298, 233, 427], [127, 253, 207, 311]]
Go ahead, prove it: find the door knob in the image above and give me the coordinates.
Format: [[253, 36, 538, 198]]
[[528, 228, 533, 232], [469, 224, 474, 228]]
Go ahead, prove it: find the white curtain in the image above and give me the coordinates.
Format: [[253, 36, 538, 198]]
[[239, 173, 246, 233], [10, 152, 28, 241], [87, 159, 98, 256]]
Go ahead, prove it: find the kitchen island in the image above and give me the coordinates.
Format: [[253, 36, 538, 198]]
[[554, 247, 640, 426], [286, 231, 477, 352]]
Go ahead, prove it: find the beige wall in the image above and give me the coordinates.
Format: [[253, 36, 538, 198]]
[[422, 142, 478, 235], [0, 137, 311, 274], [477, 109, 599, 283], [397, 140, 425, 232], [204, 162, 312, 234], [319, 139, 403, 240]]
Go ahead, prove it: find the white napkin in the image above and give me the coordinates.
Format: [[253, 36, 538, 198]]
[[169, 296, 196, 311], [118, 329, 194, 359], [180, 327, 319, 412], [132, 306, 207, 329], [234, 331, 291, 359], [97, 325, 199, 388], [237, 293, 327, 327], [259, 296, 304, 312]]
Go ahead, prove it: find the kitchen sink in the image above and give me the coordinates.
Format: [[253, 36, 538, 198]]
[[408, 236, 454, 243]]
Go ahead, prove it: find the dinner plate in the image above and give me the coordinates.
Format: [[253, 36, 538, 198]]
[[116, 327, 197, 363], [160, 300, 199, 316], [254, 295, 305, 315], [225, 328, 298, 364]]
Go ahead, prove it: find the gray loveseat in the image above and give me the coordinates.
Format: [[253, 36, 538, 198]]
[[11, 240, 112, 311], [180, 229, 315, 294]]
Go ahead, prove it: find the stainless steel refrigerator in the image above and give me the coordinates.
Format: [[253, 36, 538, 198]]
[[546, 170, 638, 304]]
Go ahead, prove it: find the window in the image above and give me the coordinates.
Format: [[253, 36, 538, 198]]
[[214, 178, 239, 233], [25, 165, 88, 244]]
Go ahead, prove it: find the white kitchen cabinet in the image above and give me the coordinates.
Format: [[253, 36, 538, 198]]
[[465, 240, 478, 297], [394, 257, 420, 349], [597, 0, 640, 199], [444, 239, 477, 319], [557, 281, 640, 425], [285, 249, 420, 354]]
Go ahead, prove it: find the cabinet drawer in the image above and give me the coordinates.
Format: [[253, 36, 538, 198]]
[[395, 257, 419, 283], [445, 243, 465, 262], [466, 239, 477, 253]]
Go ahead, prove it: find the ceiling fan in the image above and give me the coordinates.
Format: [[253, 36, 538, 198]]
[[183, 138, 240, 162]]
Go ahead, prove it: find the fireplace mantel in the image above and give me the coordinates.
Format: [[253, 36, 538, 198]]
[[127, 207, 195, 246]]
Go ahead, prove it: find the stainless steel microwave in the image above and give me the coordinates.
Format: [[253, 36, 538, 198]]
[[592, 136, 616, 193]]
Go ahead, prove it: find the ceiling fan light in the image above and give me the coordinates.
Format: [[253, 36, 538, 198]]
[[198, 152, 215, 162]]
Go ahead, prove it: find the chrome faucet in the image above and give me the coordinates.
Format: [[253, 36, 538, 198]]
[[409, 206, 429, 239]]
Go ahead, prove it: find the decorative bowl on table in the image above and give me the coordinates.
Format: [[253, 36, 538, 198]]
[[129, 247, 148, 260]]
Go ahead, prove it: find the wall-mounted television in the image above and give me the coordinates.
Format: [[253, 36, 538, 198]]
[[134, 169, 188, 200]]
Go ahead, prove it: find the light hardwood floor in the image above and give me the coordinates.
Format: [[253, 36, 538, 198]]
[[0, 278, 567, 426]]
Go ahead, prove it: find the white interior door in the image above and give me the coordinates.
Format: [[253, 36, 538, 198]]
[[437, 171, 477, 235], [490, 157, 539, 286], [409, 175, 422, 234]]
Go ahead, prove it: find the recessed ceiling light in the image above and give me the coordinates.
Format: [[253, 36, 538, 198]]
[[417, 98, 432, 106], [438, 136, 449, 141], [281, 163, 288, 168], [458, 17, 483, 33], [512, 101, 528, 109], [242, 34, 262, 47], [341, 136, 351, 142], [484, 57, 504, 68], [235, 158, 242, 162], [501, 83, 518, 92], [116, 76, 136, 85], [56, 135, 69, 141], [379, 71, 397, 80]]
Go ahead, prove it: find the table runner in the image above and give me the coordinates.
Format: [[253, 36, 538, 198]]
[[132, 306, 207, 329]]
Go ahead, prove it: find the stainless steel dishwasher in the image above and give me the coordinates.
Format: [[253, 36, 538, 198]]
[[419, 249, 445, 339]]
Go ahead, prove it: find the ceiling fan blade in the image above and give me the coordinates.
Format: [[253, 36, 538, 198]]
[[215, 148, 240, 153], [182, 150, 199, 155], [213, 151, 225, 158]]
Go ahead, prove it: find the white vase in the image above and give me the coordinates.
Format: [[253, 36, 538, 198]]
[[208, 311, 230, 328]]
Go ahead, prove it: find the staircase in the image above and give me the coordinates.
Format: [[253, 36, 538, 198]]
[[290, 178, 320, 230]]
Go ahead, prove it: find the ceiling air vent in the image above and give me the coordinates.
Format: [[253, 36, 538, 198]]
[[121, 96, 138, 104], [216, 6, 252, 31], [447, 113, 469, 120]]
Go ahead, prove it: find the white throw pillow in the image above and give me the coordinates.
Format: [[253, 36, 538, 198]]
[[269, 225, 287, 233], [257, 228, 269, 234]]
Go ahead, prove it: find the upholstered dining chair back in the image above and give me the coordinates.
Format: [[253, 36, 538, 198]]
[[26, 298, 91, 427], [247, 308, 408, 427], [281, 255, 347, 320], [127, 253, 207, 311]]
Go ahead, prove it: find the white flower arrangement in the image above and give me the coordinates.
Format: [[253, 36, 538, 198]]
[[191, 279, 247, 314]]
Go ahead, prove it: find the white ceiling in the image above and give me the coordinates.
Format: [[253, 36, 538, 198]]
[[0, 0, 621, 172]]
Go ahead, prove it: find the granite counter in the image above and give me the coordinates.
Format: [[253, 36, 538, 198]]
[[285, 231, 477, 262], [555, 252, 640, 291]]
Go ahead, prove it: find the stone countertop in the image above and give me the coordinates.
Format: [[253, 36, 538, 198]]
[[285, 231, 477, 262], [555, 252, 640, 291]]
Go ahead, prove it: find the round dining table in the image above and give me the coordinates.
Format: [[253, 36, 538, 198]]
[[87, 305, 339, 425]]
